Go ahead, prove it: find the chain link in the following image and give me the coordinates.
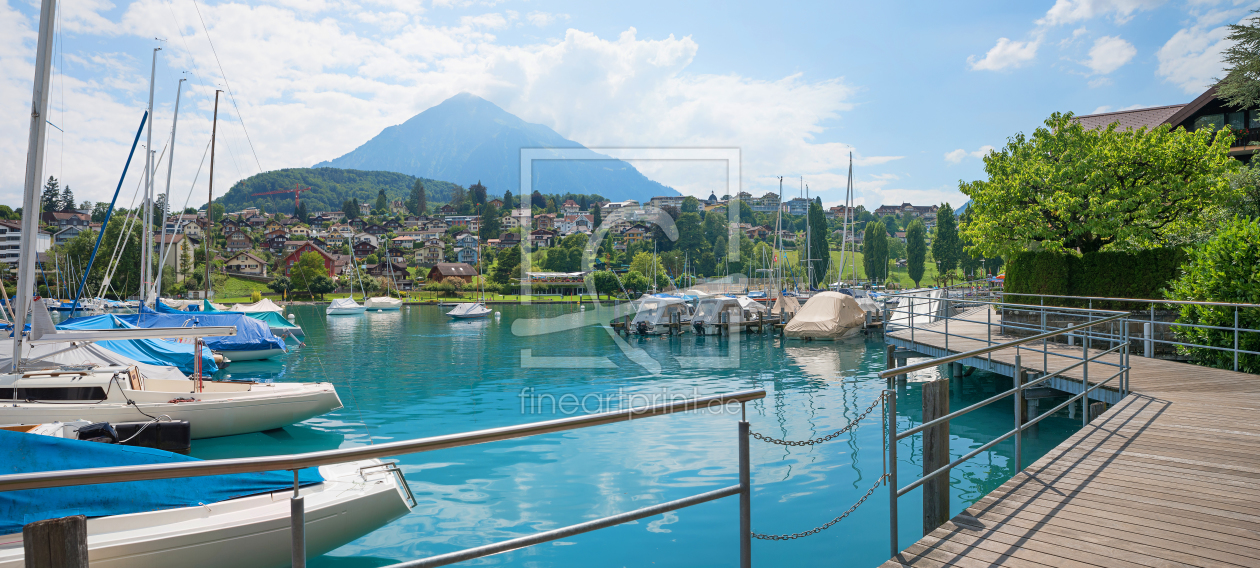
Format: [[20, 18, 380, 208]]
[[749, 392, 884, 446], [751, 474, 887, 540]]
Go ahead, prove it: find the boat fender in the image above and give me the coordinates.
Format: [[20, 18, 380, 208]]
[[213, 353, 230, 369], [77, 422, 119, 443], [115, 419, 192, 453]]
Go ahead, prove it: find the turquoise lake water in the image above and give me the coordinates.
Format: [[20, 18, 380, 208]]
[[191, 304, 1084, 567]]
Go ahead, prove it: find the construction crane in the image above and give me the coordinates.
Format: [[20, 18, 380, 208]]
[[251, 182, 311, 213]]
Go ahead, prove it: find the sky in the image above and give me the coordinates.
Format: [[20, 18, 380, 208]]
[[1, 0, 1253, 213]]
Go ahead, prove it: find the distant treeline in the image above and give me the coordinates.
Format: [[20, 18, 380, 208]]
[[216, 168, 463, 215]]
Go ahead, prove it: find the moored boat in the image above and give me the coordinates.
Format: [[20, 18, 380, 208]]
[[364, 296, 403, 311], [326, 298, 366, 315]]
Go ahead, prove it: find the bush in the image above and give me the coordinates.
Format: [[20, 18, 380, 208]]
[[1005, 248, 1184, 309], [1167, 218, 1260, 372], [250, 290, 262, 303]]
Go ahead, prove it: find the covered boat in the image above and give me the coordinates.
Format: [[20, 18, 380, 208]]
[[247, 310, 305, 339], [229, 298, 285, 313], [364, 296, 403, 311], [783, 291, 866, 340], [44, 315, 219, 375], [63, 310, 288, 361], [0, 429, 411, 568], [326, 297, 366, 315], [771, 294, 801, 317], [447, 302, 491, 318], [630, 295, 691, 335], [737, 296, 770, 319], [837, 288, 883, 319], [691, 296, 742, 334]]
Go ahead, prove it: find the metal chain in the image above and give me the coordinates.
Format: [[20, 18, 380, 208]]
[[749, 392, 884, 446], [751, 474, 887, 540]]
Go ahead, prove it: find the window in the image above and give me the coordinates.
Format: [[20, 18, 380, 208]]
[[1228, 112, 1246, 130], [1193, 114, 1224, 130]]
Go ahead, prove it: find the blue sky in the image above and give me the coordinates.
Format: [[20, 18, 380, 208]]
[[0, 0, 1250, 212]]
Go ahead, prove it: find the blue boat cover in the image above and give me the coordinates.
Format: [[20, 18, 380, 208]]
[[0, 429, 321, 534], [55, 315, 218, 374], [154, 299, 186, 313], [125, 308, 285, 354]]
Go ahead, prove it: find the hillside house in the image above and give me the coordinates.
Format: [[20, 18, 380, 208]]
[[224, 251, 268, 277]]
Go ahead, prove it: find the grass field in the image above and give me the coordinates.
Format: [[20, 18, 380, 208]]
[[779, 249, 943, 289]]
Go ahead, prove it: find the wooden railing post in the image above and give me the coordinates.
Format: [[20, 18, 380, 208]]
[[24, 515, 87, 568]]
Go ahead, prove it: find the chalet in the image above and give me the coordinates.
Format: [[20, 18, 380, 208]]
[[417, 228, 444, 242], [312, 237, 330, 250], [41, 211, 90, 230], [744, 226, 770, 240], [359, 202, 371, 216], [282, 242, 335, 276], [529, 229, 557, 248], [391, 235, 416, 249], [495, 232, 521, 250], [219, 219, 240, 233], [404, 215, 422, 227], [53, 225, 86, 246], [386, 247, 408, 265], [873, 203, 939, 221], [453, 233, 480, 265], [1073, 83, 1260, 162], [225, 229, 251, 253], [620, 225, 648, 243], [383, 219, 402, 231], [558, 214, 593, 234], [446, 216, 479, 232], [224, 251, 268, 277], [331, 223, 354, 237], [352, 233, 379, 247], [419, 238, 444, 266], [347, 218, 364, 231], [330, 253, 354, 276], [364, 223, 388, 237], [427, 262, 477, 284], [322, 232, 346, 248], [265, 219, 282, 232], [289, 225, 310, 238], [438, 204, 455, 215], [426, 221, 449, 233], [352, 240, 378, 258], [534, 213, 556, 230], [246, 215, 267, 228], [488, 199, 504, 209], [284, 240, 310, 255], [367, 261, 408, 278], [561, 199, 580, 214], [265, 232, 289, 254]]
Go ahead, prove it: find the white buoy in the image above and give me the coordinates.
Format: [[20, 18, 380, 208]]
[[287, 313, 295, 321]]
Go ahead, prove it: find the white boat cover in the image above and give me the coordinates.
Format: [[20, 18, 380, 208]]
[[328, 298, 363, 310], [631, 296, 689, 326], [0, 341, 189, 381], [230, 298, 285, 313], [364, 297, 403, 309], [693, 297, 742, 325], [159, 298, 199, 310], [771, 295, 801, 316], [783, 292, 866, 339], [737, 296, 769, 314], [448, 302, 491, 317]]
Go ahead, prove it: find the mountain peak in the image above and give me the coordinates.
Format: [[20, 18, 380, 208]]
[[314, 95, 678, 201]]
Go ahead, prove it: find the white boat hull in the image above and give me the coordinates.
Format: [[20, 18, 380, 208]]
[[0, 459, 412, 568], [326, 307, 366, 315], [214, 347, 287, 361], [0, 382, 343, 439], [364, 297, 403, 311]]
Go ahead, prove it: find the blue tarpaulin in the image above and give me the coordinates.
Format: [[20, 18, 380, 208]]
[[123, 308, 285, 354], [0, 429, 321, 534], [55, 315, 218, 374]]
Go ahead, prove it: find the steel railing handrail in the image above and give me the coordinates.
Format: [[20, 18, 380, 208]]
[[887, 309, 1133, 351], [999, 292, 1260, 310], [0, 389, 767, 493], [879, 312, 1128, 379], [893, 341, 1127, 440]]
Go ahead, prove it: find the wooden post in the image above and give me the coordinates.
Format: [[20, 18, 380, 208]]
[[1089, 402, 1106, 423], [922, 378, 950, 536], [24, 515, 88, 568]]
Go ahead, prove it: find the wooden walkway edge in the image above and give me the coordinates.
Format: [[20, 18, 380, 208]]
[[880, 310, 1260, 568]]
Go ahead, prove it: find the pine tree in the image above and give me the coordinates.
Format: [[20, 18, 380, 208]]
[[41, 176, 60, 213], [592, 202, 602, 230], [806, 201, 829, 288], [375, 189, 388, 213], [906, 219, 927, 287], [470, 181, 487, 206], [863, 220, 888, 283], [59, 185, 76, 212], [931, 203, 961, 273], [409, 180, 427, 215], [503, 190, 513, 210], [480, 203, 501, 240]]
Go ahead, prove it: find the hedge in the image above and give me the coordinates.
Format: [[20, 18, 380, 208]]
[[1005, 248, 1185, 309]]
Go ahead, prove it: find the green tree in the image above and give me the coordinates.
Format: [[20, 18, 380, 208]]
[[59, 185, 76, 212], [470, 181, 487, 206], [290, 252, 328, 294], [409, 180, 427, 215], [806, 201, 829, 287], [503, 190, 514, 210], [210, 202, 225, 223], [623, 270, 649, 295], [307, 275, 336, 299], [675, 212, 708, 257], [591, 270, 621, 297], [342, 198, 358, 220], [1216, 10, 1260, 110], [960, 112, 1236, 257], [862, 220, 887, 283], [375, 189, 388, 213], [530, 191, 545, 209], [906, 219, 927, 287], [267, 275, 292, 296], [480, 202, 501, 240], [592, 202, 601, 230], [41, 176, 59, 213], [492, 245, 521, 285], [681, 196, 700, 213], [881, 214, 899, 233], [1225, 159, 1260, 219], [931, 203, 962, 274]]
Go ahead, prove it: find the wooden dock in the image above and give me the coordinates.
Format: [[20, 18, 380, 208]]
[[882, 309, 1260, 568]]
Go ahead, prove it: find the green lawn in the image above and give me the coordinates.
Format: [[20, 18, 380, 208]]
[[779, 249, 943, 289]]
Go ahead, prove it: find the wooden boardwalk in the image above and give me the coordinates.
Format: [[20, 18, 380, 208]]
[[881, 310, 1260, 568]]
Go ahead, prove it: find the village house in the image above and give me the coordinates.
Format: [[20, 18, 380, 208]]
[[282, 242, 336, 276], [529, 228, 557, 248], [225, 229, 251, 253], [391, 235, 415, 249], [352, 240, 379, 258], [427, 262, 478, 284], [453, 233, 480, 265], [224, 250, 268, 277], [40, 211, 90, 231], [495, 232, 521, 250], [420, 238, 444, 265]]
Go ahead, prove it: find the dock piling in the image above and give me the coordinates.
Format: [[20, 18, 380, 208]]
[[23, 515, 87, 568], [921, 377, 950, 536]]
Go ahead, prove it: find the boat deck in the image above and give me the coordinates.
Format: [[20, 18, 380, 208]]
[[881, 312, 1260, 568]]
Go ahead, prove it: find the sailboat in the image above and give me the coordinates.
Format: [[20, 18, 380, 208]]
[[447, 243, 491, 319], [364, 253, 403, 310], [326, 259, 367, 315]]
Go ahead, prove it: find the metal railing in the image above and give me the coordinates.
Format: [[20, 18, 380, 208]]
[[1000, 292, 1260, 372], [0, 389, 765, 568], [878, 304, 1131, 557]]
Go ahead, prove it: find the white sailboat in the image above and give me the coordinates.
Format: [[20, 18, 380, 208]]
[[326, 260, 368, 315], [447, 243, 490, 319], [364, 296, 402, 311]]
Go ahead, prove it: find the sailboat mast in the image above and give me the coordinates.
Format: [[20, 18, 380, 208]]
[[13, 0, 57, 366], [142, 47, 160, 303], [838, 153, 851, 287], [205, 90, 221, 299], [773, 176, 783, 295], [805, 178, 811, 289], [156, 77, 185, 298]]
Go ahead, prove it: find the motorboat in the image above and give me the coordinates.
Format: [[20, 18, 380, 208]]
[[629, 295, 692, 335], [783, 291, 867, 340], [364, 296, 403, 311], [326, 298, 366, 315], [0, 428, 412, 568], [691, 296, 742, 334], [447, 302, 492, 319], [737, 295, 770, 320]]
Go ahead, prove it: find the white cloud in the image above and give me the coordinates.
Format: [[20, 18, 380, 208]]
[[968, 37, 1040, 71], [1157, 22, 1231, 93], [1038, 0, 1166, 26], [1092, 105, 1113, 113], [0, 4, 883, 207], [1084, 35, 1137, 74], [526, 11, 568, 27], [944, 145, 995, 164]]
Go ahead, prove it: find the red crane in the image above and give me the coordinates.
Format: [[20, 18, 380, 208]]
[[252, 183, 311, 213]]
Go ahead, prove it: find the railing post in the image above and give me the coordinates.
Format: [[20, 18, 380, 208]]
[[944, 297, 949, 351], [1013, 353, 1022, 472], [1235, 307, 1240, 372], [738, 419, 751, 568], [1081, 336, 1089, 429], [292, 469, 305, 568], [887, 389, 898, 559]]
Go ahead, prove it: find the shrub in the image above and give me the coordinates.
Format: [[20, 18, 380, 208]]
[[250, 290, 263, 303], [1005, 248, 1184, 309], [1167, 218, 1260, 372]]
